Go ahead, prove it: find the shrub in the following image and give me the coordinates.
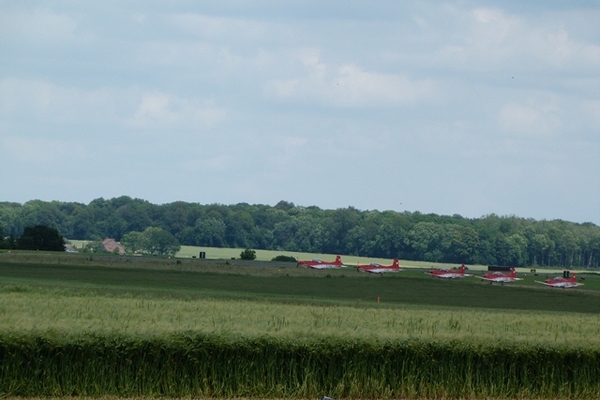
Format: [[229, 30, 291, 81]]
[[271, 255, 297, 262], [239, 248, 256, 260]]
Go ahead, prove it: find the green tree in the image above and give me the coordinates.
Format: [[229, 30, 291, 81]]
[[504, 233, 528, 266], [116, 197, 153, 233], [143, 227, 180, 256], [5, 235, 17, 250], [161, 201, 202, 236], [121, 231, 148, 254], [530, 233, 552, 266], [293, 217, 326, 253], [323, 207, 360, 253], [406, 222, 443, 262], [0, 203, 23, 237], [272, 219, 299, 250], [224, 209, 254, 247], [240, 248, 256, 260], [193, 218, 227, 247], [441, 224, 480, 264], [70, 206, 94, 239], [16, 225, 65, 251], [81, 239, 105, 253], [373, 220, 407, 259]]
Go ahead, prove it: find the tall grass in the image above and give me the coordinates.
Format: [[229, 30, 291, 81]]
[[1, 333, 599, 398]]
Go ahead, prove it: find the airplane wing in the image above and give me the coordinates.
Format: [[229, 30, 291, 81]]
[[368, 268, 398, 274], [534, 278, 582, 287], [564, 282, 584, 287]]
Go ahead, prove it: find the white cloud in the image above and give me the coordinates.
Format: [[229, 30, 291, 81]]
[[0, 8, 79, 45], [127, 92, 227, 129], [0, 78, 120, 126], [530, 27, 600, 69], [276, 136, 308, 153], [1, 136, 87, 164], [180, 154, 233, 172], [438, 7, 600, 73], [170, 13, 267, 42], [267, 50, 434, 107], [472, 8, 518, 44], [498, 98, 561, 136], [0, 78, 226, 135]]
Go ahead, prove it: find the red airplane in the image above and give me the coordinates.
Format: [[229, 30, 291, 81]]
[[425, 264, 470, 279], [297, 255, 348, 269], [477, 267, 523, 284], [355, 259, 401, 274], [535, 274, 583, 288]]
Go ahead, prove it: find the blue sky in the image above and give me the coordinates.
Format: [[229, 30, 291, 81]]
[[1, 1, 599, 224]]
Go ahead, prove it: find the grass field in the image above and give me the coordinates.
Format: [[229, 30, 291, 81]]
[[2, 251, 600, 398], [1, 251, 599, 320], [0, 253, 599, 313], [2, 283, 600, 346]]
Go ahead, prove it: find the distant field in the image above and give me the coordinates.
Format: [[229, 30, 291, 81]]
[[72, 239, 453, 266], [179, 245, 493, 271], [68, 240, 573, 273]]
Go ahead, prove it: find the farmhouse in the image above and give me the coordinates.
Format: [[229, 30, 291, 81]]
[[102, 238, 125, 255]]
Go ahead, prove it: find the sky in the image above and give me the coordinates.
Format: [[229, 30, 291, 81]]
[[1, 1, 599, 225]]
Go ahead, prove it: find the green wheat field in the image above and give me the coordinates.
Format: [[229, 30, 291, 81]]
[[1, 250, 600, 399]]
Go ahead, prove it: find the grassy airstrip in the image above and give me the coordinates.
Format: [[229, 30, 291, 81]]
[[1, 250, 600, 398]]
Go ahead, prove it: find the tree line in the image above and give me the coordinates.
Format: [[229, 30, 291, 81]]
[[0, 225, 66, 252], [1, 196, 598, 268]]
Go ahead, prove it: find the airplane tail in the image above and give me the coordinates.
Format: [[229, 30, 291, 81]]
[[571, 274, 584, 286], [335, 255, 342, 264], [510, 267, 517, 277], [459, 264, 466, 274], [392, 258, 400, 269]]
